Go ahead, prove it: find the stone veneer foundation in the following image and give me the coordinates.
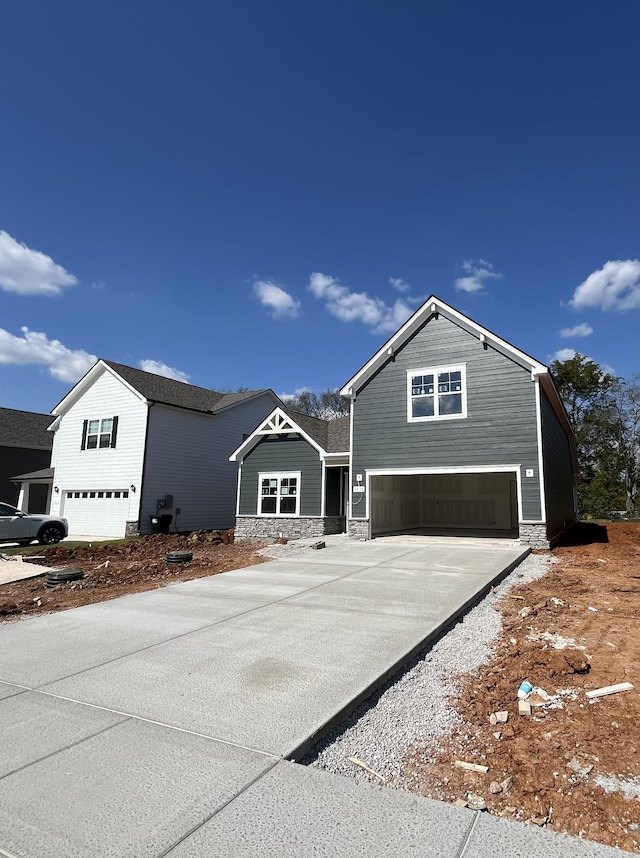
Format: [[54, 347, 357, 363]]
[[347, 519, 370, 540], [234, 516, 345, 540], [518, 523, 550, 549]]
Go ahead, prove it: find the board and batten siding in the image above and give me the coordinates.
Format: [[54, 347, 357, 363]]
[[540, 387, 576, 538], [351, 314, 543, 521], [143, 393, 278, 532], [48, 369, 147, 524], [239, 436, 322, 517]]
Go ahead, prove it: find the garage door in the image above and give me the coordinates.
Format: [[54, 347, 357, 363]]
[[61, 490, 131, 538], [370, 473, 518, 537]]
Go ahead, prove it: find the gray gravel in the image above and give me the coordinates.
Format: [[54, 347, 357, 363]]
[[302, 552, 555, 790]]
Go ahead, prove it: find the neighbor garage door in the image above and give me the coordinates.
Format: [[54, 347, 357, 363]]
[[61, 489, 131, 537], [370, 473, 517, 537]]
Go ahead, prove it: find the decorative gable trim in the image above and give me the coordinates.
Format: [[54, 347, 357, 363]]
[[230, 407, 326, 462]]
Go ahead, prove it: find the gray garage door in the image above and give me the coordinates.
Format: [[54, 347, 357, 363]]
[[370, 473, 518, 537]]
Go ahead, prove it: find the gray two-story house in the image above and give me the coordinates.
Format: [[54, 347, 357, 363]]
[[232, 296, 577, 548]]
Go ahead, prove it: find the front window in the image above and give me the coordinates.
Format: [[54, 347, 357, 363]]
[[82, 416, 118, 450], [258, 473, 300, 516], [408, 364, 467, 421], [87, 418, 113, 449]]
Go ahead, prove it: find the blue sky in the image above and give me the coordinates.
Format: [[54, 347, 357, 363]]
[[1, 0, 638, 414]]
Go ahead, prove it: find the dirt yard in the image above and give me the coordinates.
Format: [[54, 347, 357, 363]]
[[0, 530, 270, 619], [404, 522, 640, 853]]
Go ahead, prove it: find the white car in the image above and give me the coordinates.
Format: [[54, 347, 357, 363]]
[[0, 502, 68, 546]]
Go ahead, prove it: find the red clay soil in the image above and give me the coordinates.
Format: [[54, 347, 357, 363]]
[[403, 522, 640, 852], [0, 530, 270, 619]]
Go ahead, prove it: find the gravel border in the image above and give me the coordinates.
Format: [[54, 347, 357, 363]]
[[302, 552, 555, 790]]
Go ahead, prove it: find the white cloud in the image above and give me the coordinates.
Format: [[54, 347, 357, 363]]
[[308, 272, 412, 334], [569, 260, 640, 312], [0, 230, 78, 296], [254, 280, 301, 319], [0, 327, 96, 383], [454, 259, 503, 294], [549, 348, 577, 363], [279, 386, 311, 401], [559, 323, 594, 338], [390, 277, 410, 293], [139, 359, 190, 383]]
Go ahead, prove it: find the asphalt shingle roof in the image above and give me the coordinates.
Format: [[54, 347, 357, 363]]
[[287, 409, 350, 454], [0, 408, 53, 450], [102, 361, 269, 414]]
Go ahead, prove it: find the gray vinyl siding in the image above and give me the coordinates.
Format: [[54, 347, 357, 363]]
[[143, 393, 279, 532], [239, 436, 322, 516], [351, 314, 542, 521], [540, 388, 576, 538]]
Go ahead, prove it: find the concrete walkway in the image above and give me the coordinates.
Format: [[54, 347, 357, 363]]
[[0, 540, 624, 857]]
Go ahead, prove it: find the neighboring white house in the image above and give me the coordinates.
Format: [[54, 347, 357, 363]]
[[43, 360, 281, 538]]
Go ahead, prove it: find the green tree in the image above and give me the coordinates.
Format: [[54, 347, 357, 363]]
[[550, 353, 625, 517], [611, 375, 640, 516]]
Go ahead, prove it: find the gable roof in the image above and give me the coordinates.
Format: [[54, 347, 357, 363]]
[[0, 407, 53, 450], [230, 407, 350, 462], [338, 294, 577, 471], [340, 295, 548, 397], [53, 359, 276, 416]]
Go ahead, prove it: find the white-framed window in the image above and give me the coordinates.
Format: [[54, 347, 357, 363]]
[[258, 472, 300, 516], [82, 416, 119, 450], [407, 364, 467, 422]]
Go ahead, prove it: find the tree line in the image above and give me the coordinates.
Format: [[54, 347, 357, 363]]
[[551, 354, 639, 518]]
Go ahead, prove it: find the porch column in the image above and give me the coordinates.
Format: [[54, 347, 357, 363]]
[[17, 482, 30, 512]]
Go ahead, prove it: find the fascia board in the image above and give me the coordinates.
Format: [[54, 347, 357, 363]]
[[340, 295, 547, 396], [52, 360, 148, 415]]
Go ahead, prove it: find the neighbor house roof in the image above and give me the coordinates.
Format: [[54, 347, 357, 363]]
[[229, 407, 350, 462], [10, 467, 54, 482], [53, 360, 275, 416], [0, 408, 53, 450]]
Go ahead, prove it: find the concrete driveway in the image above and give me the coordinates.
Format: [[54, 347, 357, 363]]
[[0, 540, 623, 857]]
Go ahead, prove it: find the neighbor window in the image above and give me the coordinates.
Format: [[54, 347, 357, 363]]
[[82, 416, 119, 450], [258, 473, 300, 516], [407, 365, 467, 421]]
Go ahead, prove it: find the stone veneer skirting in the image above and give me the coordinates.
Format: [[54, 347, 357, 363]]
[[518, 523, 549, 549], [347, 519, 370, 540], [125, 520, 140, 537], [234, 516, 346, 540]]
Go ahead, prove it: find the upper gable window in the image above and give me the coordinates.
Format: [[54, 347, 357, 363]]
[[81, 416, 119, 450], [407, 365, 467, 422]]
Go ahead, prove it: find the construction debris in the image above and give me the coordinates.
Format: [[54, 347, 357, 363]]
[[453, 760, 489, 774], [585, 682, 634, 700], [348, 757, 385, 782], [518, 699, 532, 717]]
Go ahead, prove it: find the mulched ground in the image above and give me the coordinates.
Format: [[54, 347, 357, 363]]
[[403, 522, 640, 853], [0, 530, 270, 619]]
